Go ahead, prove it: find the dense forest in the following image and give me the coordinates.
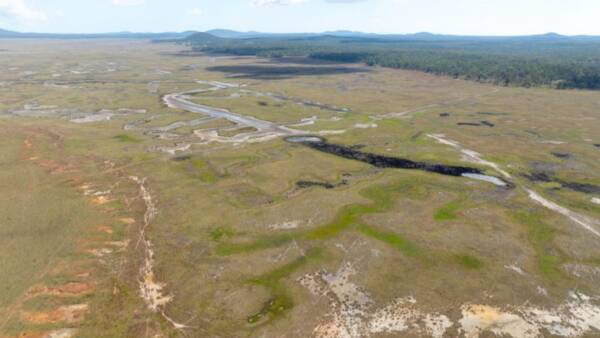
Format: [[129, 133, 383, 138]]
[[182, 32, 600, 90]]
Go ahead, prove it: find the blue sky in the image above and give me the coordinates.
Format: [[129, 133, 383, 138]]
[[1, 0, 600, 35]]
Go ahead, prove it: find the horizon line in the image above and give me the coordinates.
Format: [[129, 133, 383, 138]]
[[2, 27, 600, 38]]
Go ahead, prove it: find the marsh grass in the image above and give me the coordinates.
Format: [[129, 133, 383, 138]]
[[218, 180, 424, 258], [113, 133, 141, 143], [434, 200, 462, 221], [513, 211, 566, 280], [454, 254, 484, 269], [209, 227, 235, 241], [246, 248, 322, 324]]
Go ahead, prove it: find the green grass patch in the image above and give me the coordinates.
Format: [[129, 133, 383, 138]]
[[219, 181, 423, 259], [247, 295, 293, 325], [305, 203, 368, 240], [247, 248, 322, 325], [513, 211, 565, 279], [356, 223, 419, 257], [113, 133, 141, 143], [209, 227, 234, 241], [454, 254, 484, 269], [182, 158, 218, 183], [434, 200, 461, 221]]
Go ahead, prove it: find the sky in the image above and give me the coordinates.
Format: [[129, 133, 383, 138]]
[[1, 0, 600, 36]]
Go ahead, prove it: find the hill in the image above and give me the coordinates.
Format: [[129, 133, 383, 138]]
[[0, 28, 196, 40]]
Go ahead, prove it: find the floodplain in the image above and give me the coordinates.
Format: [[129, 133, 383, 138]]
[[0, 39, 599, 337]]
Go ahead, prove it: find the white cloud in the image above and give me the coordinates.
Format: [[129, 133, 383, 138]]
[[253, 0, 309, 6], [0, 0, 46, 21], [188, 8, 202, 16], [112, 0, 145, 6], [326, 0, 366, 2]]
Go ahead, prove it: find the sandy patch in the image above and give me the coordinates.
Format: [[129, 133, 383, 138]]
[[86, 247, 113, 257], [301, 263, 600, 338], [91, 195, 113, 205], [129, 176, 187, 330], [118, 217, 136, 225], [540, 140, 567, 145], [354, 123, 378, 129], [267, 220, 302, 230], [300, 263, 452, 338], [17, 329, 77, 338], [527, 189, 600, 238], [427, 134, 511, 178], [96, 225, 114, 234]]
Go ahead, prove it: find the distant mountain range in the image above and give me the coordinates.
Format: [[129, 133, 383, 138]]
[[203, 29, 600, 42], [2, 28, 600, 42], [0, 28, 196, 40]]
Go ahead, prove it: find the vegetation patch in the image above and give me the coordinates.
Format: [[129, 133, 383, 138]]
[[216, 233, 297, 256], [219, 181, 424, 260], [187, 33, 600, 89], [209, 227, 235, 241], [513, 212, 566, 280], [434, 200, 461, 221], [356, 223, 419, 257], [184, 158, 218, 183], [454, 254, 484, 269], [247, 248, 322, 325], [113, 134, 141, 143]]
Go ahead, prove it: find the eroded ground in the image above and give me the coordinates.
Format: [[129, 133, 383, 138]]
[[0, 40, 599, 337]]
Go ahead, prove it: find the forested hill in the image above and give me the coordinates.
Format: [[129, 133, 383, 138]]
[[182, 31, 600, 90]]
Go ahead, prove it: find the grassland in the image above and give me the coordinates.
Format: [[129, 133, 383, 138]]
[[0, 39, 599, 337]]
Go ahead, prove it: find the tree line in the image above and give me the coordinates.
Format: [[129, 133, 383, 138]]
[[184, 33, 600, 90]]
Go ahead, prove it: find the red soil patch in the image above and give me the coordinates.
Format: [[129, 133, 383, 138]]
[[118, 217, 136, 225], [24, 304, 88, 324], [97, 225, 114, 234], [73, 271, 92, 279], [16, 332, 46, 338], [37, 159, 77, 175], [26, 282, 93, 298], [23, 139, 33, 150]]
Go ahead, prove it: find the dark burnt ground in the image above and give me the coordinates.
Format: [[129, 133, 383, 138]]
[[205, 64, 370, 80], [551, 152, 571, 159], [296, 180, 347, 190], [172, 155, 191, 162], [458, 121, 495, 127], [523, 172, 600, 194], [287, 137, 484, 177], [560, 181, 600, 194], [477, 112, 509, 116]]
